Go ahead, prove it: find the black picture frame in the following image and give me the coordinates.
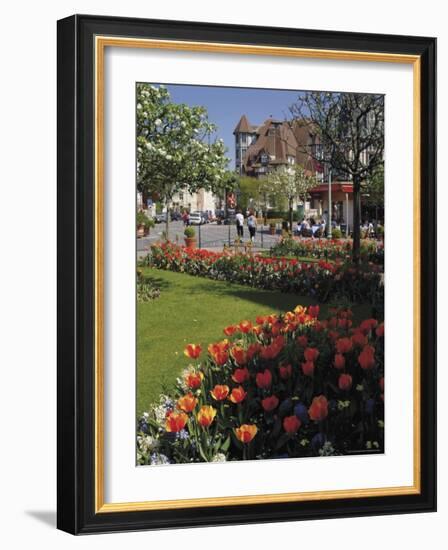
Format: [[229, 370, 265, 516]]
[[57, 14, 436, 534]]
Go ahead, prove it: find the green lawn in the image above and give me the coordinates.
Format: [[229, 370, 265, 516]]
[[137, 267, 372, 414]]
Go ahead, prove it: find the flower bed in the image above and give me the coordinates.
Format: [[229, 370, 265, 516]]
[[269, 236, 384, 265], [137, 305, 384, 464], [142, 242, 383, 304]]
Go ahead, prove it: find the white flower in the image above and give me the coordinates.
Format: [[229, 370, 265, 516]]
[[211, 453, 226, 463], [165, 154, 172, 160], [146, 142, 153, 150], [137, 103, 142, 110], [137, 435, 159, 454], [155, 118, 162, 126], [181, 121, 186, 128]]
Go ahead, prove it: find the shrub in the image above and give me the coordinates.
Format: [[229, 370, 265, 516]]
[[137, 305, 384, 464], [331, 228, 343, 239], [184, 226, 196, 238], [145, 242, 384, 304]]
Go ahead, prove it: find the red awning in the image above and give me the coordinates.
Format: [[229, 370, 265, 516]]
[[309, 182, 353, 194]]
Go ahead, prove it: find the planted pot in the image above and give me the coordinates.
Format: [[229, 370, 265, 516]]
[[184, 236, 197, 249], [137, 224, 145, 238]]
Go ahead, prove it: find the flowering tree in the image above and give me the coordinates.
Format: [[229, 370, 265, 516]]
[[267, 165, 317, 230], [137, 83, 231, 238], [289, 92, 384, 262]]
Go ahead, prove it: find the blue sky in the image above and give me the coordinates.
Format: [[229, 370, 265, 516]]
[[161, 84, 304, 169]]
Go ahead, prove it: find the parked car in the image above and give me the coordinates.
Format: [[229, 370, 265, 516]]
[[188, 212, 203, 225], [154, 213, 168, 223]]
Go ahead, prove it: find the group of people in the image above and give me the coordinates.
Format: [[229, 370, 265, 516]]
[[235, 209, 257, 242], [297, 217, 327, 238]]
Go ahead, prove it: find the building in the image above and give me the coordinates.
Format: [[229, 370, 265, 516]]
[[233, 115, 322, 179], [233, 114, 359, 230]]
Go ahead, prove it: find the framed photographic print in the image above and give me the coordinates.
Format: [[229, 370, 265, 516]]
[[57, 14, 436, 534]]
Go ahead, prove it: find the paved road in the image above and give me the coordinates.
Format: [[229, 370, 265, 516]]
[[137, 220, 284, 257]]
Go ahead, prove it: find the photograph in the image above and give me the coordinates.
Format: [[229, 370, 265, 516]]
[[135, 82, 385, 466]]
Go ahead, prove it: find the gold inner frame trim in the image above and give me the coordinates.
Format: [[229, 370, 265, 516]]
[[94, 35, 421, 513]]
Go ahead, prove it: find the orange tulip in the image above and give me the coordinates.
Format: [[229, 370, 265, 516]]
[[184, 371, 204, 390], [223, 325, 237, 336], [358, 345, 376, 370], [232, 367, 250, 384], [165, 411, 188, 432], [308, 395, 329, 422], [197, 405, 217, 427], [229, 386, 247, 404], [210, 384, 230, 401], [184, 344, 202, 359], [208, 342, 229, 366], [177, 392, 198, 413], [283, 415, 301, 434], [235, 424, 258, 443], [238, 320, 253, 334]]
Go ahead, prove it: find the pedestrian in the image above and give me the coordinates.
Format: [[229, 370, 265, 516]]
[[247, 211, 257, 242], [235, 209, 244, 239]]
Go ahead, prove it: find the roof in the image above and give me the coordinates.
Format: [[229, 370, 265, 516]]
[[233, 114, 253, 134], [310, 183, 354, 194]]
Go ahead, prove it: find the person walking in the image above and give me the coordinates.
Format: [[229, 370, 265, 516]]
[[247, 211, 257, 242], [235, 209, 244, 239]]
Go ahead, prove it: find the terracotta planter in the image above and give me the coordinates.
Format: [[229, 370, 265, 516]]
[[137, 224, 145, 238], [184, 237, 197, 249]]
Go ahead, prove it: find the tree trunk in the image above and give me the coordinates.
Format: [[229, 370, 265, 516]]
[[165, 199, 170, 241], [289, 199, 293, 232], [352, 175, 361, 264]]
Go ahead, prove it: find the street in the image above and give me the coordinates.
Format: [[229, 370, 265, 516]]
[[137, 220, 283, 257]]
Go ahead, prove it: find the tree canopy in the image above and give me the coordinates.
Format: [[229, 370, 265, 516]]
[[136, 83, 232, 235], [289, 92, 384, 261]]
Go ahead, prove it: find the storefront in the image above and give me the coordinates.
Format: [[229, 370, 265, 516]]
[[309, 182, 354, 234]]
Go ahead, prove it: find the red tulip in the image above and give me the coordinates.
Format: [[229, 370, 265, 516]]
[[256, 369, 272, 389], [376, 323, 385, 338], [308, 395, 328, 422], [283, 415, 302, 434], [304, 347, 320, 362], [238, 320, 253, 334], [308, 305, 320, 318], [261, 395, 279, 412], [297, 335, 308, 348], [185, 371, 203, 389], [333, 353, 346, 370], [358, 345, 376, 370], [336, 337, 353, 354], [232, 367, 250, 384], [301, 360, 315, 377], [183, 344, 202, 359], [338, 373, 353, 391], [278, 363, 292, 380], [231, 346, 247, 366], [351, 331, 368, 348]]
